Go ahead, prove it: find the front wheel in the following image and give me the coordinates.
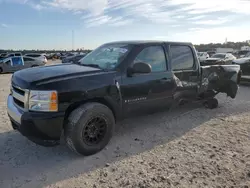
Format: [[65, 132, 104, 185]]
[[65, 102, 115, 156]]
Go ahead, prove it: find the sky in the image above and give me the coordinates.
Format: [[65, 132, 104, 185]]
[[0, 0, 250, 50]]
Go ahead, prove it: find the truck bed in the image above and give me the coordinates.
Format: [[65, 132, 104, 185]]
[[199, 65, 241, 98]]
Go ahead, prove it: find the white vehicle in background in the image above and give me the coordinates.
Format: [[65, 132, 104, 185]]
[[0, 56, 45, 73], [201, 53, 236, 66], [197, 52, 209, 62], [233, 52, 250, 64], [24, 53, 48, 63]]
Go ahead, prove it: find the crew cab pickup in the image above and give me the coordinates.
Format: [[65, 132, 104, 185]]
[[7, 41, 241, 156]]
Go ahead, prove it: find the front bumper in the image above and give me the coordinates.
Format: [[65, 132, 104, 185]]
[[7, 95, 64, 140]]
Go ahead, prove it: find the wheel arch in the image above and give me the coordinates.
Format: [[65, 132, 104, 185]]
[[63, 97, 118, 129]]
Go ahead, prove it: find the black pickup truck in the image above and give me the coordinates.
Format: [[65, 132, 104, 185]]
[[7, 41, 241, 156]]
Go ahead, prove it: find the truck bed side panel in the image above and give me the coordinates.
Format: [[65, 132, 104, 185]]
[[199, 65, 241, 98]]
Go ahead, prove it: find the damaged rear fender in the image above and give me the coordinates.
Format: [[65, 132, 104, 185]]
[[199, 65, 241, 99]]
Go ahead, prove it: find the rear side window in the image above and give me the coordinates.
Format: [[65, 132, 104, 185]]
[[23, 57, 35, 61], [134, 46, 167, 72], [170, 45, 194, 71]]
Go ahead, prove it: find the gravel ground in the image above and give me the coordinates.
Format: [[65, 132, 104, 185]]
[[0, 65, 250, 188]]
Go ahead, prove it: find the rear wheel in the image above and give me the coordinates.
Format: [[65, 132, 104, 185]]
[[0, 67, 2, 73], [65, 102, 115, 156]]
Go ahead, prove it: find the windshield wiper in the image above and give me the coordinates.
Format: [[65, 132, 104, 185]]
[[80, 64, 101, 69]]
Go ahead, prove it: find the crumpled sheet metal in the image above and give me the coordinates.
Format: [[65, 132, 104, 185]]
[[199, 65, 241, 98]]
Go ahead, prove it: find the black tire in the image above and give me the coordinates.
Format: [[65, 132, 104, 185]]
[[204, 98, 218, 109], [0, 67, 2, 73], [65, 102, 115, 156]]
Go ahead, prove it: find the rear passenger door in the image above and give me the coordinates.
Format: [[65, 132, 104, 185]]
[[169, 45, 199, 99]]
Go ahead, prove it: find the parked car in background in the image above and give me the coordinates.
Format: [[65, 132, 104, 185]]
[[24, 53, 48, 63], [5, 52, 22, 58], [207, 51, 216, 57], [232, 52, 250, 75], [53, 53, 62, 59], [0, 56, 45, 73], [197, 52, 209, 62], [62, 54, 86, 64], [0, 52, 22, 61], [234, 50, 250, 59], [44, 53, 53, 60], [60, 53, 75, 60], [0, 53, 7, 58], [201, 53, 236, 66]]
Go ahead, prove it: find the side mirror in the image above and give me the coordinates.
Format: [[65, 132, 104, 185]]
[[127, 62, 152, 77]]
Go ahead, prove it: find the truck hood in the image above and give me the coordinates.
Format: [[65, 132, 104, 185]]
[[233, 57, 250, 64], [12, 63, 103, 88]]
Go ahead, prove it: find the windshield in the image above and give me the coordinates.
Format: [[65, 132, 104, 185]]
[[197, 52, 203, 56], [79, 44, 132, 70], [211, 54, 225, 58]]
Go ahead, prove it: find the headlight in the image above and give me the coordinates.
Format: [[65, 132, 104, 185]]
[[29, 90, 58, 112]]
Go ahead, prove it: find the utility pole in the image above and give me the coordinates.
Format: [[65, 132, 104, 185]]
[[72, 30, 74, 51]]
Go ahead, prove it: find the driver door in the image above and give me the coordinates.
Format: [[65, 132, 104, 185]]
[[121, 45, 175, 117]]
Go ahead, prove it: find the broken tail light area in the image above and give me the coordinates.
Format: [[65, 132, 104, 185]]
[[199, 65, 240, 99]]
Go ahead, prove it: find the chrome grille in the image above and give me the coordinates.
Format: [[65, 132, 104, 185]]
[[11, 85, 29, 109]]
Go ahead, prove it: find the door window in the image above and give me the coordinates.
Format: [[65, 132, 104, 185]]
[[170, 45, 195, 71], [12, 57, 24, 66], [134, 46, 167, 72], [23, 57, 35, 61]]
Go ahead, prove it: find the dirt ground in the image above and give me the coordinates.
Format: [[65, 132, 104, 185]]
[[0, 63, 250, 188]]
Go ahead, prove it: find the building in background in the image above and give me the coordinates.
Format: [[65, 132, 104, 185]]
[[241, 46, 250, 51]]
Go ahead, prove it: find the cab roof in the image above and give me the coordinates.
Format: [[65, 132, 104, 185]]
[[104, 40, 193, 46]]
